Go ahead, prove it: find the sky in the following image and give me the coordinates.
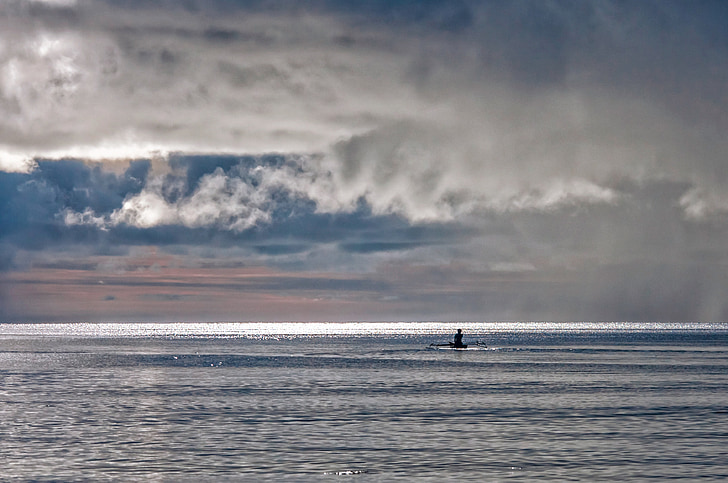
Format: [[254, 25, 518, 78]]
[[1, 0, 727, 322]]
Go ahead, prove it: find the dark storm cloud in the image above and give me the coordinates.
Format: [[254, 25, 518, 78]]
[[340, 242, 428, 254], [34, 158, 149, 214], [0, 159, 148, 248], [0, 156, 463, 268]]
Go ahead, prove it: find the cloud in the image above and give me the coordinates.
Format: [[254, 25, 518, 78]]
[[63, 207, 107, 229], [679, 188, 728, 221], [0, 150, 36, 173], [2, 1, 728, 322], [1, 0, 726, 225], [54, 150, 622, 236]]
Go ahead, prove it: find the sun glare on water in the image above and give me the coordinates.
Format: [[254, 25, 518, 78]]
[[0, 321, 725, 338]]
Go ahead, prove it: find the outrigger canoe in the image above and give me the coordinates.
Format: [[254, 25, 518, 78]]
[[427, 341, 487, 350]]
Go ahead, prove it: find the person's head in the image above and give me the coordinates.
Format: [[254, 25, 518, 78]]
[[457, 329, 462, 333]]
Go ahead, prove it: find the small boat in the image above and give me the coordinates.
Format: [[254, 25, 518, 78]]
[[427, 341, 487, 351]]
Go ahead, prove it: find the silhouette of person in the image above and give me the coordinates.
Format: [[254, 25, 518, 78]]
[[453, 328, 465, 348]]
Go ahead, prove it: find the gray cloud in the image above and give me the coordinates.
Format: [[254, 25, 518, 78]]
[[1, 1, 726, 223]]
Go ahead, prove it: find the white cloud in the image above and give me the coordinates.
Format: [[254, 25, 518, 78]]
[[0, 148, 36, 172], [111, 190, 178, 229], [1, 32, 86, 129], [491, 179, 619, 213], [176, 168, 272, 231], [62, 207, 107, 229], [679, 188, 728, 221], [102, 163, 301, 231]]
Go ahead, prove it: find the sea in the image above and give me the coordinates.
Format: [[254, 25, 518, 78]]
[[1, 321, 727, 481]]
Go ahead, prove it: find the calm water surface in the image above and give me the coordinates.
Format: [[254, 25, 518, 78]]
[[1, 322, 727, 481]]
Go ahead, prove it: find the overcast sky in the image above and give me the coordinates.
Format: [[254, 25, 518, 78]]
[[1, 0, 727, 322]]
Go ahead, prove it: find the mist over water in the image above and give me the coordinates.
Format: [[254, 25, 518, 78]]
[[2, 323, 727, 481]]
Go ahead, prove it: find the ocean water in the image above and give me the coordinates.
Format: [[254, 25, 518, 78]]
[[1, 322, 727, 481]]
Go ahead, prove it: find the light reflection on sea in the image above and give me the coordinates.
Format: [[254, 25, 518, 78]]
[[1, 321, 727, 338], [1, 323, 727, 481]]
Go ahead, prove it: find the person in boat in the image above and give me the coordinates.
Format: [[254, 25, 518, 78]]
[[452, 328, 466, 348]]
